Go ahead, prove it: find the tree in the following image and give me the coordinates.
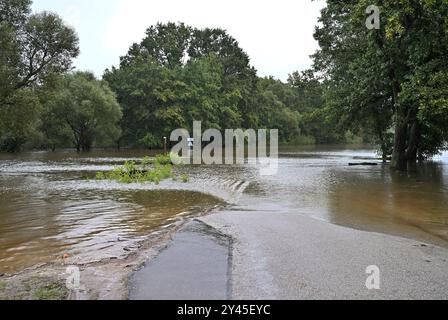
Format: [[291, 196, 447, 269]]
[[36, 74, 74, 150], [253, 77, 301, 143], [105, 23, 259, 147], [0, 88, 40, 151], [313, 0, 448, 170], [189, 27, 259, 129], [104, 55, 172, 148], [120, 22, 191, 69], [46, 72, 122, 152], [0, 0, 29, 101], [0, 0, 79, 98], [287, 70, 347, 144], [181, 54, 244, 130], [107, 22, 354, 148], [0, 0, 79, 151], [15, 11, 79, 89]]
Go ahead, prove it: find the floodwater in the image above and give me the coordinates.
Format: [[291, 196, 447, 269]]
[[0, 150, 224, 274], [0, 146, 447, 274]]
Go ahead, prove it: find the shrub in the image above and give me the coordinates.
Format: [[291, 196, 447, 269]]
[[180, 174, 189, 183], [96, 154, 175, 184]]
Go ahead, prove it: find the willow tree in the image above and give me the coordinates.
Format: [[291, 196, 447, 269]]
[[0, 0, 79, 151], [313, 0, 448, 170], [47, 72, 122, 152]]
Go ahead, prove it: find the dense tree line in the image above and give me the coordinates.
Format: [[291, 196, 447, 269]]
[[1, 0, 447, 172], [0, 0, 352, 153], [103, 21, 356, 149], [0, 0, 356, 151]]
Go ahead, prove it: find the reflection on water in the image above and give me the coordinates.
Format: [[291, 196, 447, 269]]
[[245, 146, 448, 247], [0, 146, 448, 274], [326, 162, 448, 245]]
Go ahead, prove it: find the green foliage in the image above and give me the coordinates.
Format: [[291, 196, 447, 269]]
[[96, 161, 173, 185], [103, 23, 258, 147], [0, 11, 391, 155], [96, 154, 180, 184], [253, 73, 350, 145], [104, 27, 351, 150], [0, 89, 41, 151], [44, 72, 122, 151], [180, 174, 189, 183], [139, 133, 160, 149], [0, 2, 79, 94], [0, 0, 79, 152], [155, 154, 172, 165], [104, 32, 252, 147], [32, 282, 67, 300], [415, 70, 448, 158], [313, 0, 448, 168]]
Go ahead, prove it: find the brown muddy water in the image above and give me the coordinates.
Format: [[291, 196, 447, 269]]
[[0, 146, 447, 274]]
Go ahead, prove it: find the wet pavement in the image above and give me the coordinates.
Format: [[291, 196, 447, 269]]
[[201, 209, 448, 300], [129, 221, 232, 300]]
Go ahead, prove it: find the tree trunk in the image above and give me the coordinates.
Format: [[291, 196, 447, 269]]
[[81, 145, 91, 152], [405, 121, 418, 161], [75, 128, 93, 152], [389, 72, 408, 170], [80, 135, 92, 152], [391, 115, 420, 171], [391, 121, 408, 171]]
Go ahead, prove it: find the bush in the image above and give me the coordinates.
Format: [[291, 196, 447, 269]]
[[155, 154, 172, 165], [180, 174, 189, 183], [96, 160, 173, 184], [95, 154, 186, 184]]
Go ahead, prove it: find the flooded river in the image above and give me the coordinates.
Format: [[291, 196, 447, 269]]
[[0, 146, 447, 274]]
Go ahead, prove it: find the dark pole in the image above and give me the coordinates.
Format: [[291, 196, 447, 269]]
[[163, 137, 167, 156]]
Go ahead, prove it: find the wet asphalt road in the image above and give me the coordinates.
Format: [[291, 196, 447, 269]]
[[201, 210, 448, 300], [129, 221, 232, 300]]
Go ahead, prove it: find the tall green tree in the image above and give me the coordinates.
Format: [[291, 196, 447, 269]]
[[104, 55, 172, 148], [46, 72, 122, 152], [0, 0, 31, 99], [120, 22, 192, 69], [0, 88, 40, 151], [105, 23, 259, 147], [189, 27, 259, 128], [0, 0, 79, 151], [287, 70, 347, 144], [253, 77, 301, 143], [0, 0, 79, 98], [313, 0, 448, 170]]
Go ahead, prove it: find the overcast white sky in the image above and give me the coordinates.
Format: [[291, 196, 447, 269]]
[[32, 0, 326, 81]]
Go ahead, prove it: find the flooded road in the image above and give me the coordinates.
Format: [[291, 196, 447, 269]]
[[0, 146, 447, 274], [250, 147, 448, 247]]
